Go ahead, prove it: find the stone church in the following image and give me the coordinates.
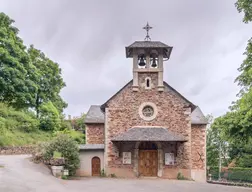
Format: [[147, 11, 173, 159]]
[[77, 25, 208, 181]]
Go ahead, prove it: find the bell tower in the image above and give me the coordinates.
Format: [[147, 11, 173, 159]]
[[125, 23, 173, 92]]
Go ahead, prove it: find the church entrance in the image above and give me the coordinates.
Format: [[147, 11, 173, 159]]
[[138, 142, 158, 177]]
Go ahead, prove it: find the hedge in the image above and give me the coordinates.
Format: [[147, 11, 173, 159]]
[[208, 166, 252, 183], [227, 168, 252, 182]]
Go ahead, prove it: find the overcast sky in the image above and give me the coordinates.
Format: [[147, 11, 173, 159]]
[[1, 0, 252, 118]]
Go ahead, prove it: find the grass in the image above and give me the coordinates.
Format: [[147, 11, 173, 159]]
[[0, 128, 52, 147], [0, 103, 53, 147]]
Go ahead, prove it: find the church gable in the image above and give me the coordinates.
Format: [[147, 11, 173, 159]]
[[101, 77, 195, 112]]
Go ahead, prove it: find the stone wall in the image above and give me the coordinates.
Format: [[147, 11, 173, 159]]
[[191, 124, 206, 170], [86, 124, 105, 144], [0, 146, 35, 155], [105, 73, 192, 173]]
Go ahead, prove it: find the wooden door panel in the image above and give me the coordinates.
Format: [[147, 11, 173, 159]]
[[139, 150, 158, 176], [92, 157, 101, 176]]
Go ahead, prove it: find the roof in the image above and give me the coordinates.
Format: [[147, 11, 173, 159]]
[[85, 105, 104, 124], [100, 80, 196, 112], [79, 144, 104, 150], [191, 107, 208, 125], [125, 41, 173, 58], [127, 41, 170, 48], [86, 82, 204, 125], [111, 127, 187, 142]]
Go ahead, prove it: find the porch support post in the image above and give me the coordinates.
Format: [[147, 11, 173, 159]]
[[134, 141, 140, 177], [134, 148, 139, 177], [157, 148, 163, 177]]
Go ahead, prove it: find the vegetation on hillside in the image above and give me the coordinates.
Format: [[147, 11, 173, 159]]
[[0, 12, 85, 146]]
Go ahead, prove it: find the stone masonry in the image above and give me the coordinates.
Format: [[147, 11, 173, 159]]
[[105, 73, 192, 175], [86, 124, 104, 144], [191, 125, 206, 170]]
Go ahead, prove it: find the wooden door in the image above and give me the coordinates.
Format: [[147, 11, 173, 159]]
[[139, 150, 158, 176], [92, 157, 101, 176]]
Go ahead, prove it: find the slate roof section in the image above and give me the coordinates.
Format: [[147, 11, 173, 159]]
[[125, 41, 173, 59], [79, 144, 104, 150], [85, 105, 104, 123], [111, 127, 187, 142], [191, 107, 208, 125]]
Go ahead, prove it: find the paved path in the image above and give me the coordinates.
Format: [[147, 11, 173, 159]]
[[0, 155, 251, 192]]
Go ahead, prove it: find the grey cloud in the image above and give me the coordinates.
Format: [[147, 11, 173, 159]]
[[1, 0, 252, 117]]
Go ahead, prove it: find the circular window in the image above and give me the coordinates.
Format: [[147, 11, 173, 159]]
[[142, 106, 154, 117], [139, 102, 157, 121]]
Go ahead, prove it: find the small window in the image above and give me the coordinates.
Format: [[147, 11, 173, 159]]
[[146, 79, 150, 88], [145, 77, 151, 89]]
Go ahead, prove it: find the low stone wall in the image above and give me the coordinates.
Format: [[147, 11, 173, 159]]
[[0, 146, 35, 155]]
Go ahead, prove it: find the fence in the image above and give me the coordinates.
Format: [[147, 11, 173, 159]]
[[208, 166, 252, 183]]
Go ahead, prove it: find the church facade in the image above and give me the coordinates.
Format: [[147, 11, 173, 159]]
[[78, 34, 208, 181]]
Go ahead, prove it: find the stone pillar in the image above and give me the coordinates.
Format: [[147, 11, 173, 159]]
[[158, 54, 164, 91], [157, 149, 163, 177], [104, 108, 109, 171], [146, 54, 150, 69], [133, 148, 139, 177], [133, 53, 139, 91]]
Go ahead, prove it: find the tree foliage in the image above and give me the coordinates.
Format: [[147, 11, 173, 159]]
[[0, 12, 67, 117], [28, 45, 67, 116], [235, 0, 252, 23], [39, 102, 61, 131], [0, 13, 37, 108]]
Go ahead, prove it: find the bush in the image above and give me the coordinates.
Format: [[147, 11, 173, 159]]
[[39, 102, 61, 131], [100, 169, 106, 177], [227, 167, 252, 182], [42, 134, 80, 176], [61, 175, 68, 180], [209, 166, 252, 182], [177, 172, 188, 180]]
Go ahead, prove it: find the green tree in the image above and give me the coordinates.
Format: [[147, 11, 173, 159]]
[[39, 102, 61, 131], [0, 12, 37, 108], [207, 115, 229, 167], [235, 0, 252, 23], [27, 45, 67, 116]]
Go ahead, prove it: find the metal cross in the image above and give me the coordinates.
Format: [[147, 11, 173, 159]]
[[143, 22, 152, 41]]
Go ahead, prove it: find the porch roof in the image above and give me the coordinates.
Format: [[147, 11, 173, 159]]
[[111, 127, 187, 142]]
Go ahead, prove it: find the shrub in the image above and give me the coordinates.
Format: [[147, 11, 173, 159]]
[[177, 172, 189, 180], [42, 134, 80, 176], [61, 175, 68, 180], [227, 167, 252, 182], [39, 102, 61, 131], [110, 173, 116, 178], [100, 169, 106, 177]]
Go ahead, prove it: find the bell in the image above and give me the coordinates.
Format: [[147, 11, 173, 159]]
[[138, 56, 146, 67], [151, 57, 157, 68]]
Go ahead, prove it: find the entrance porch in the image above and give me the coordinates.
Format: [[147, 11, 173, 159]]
[[109, 127, 190, 178]]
